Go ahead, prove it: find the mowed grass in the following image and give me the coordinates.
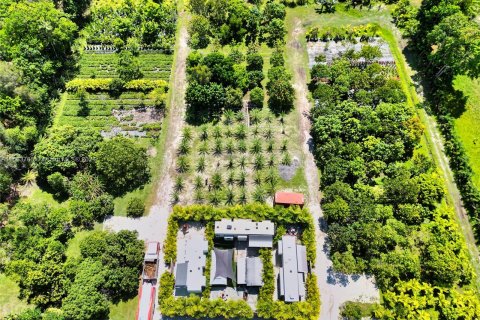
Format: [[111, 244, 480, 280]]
[[78, 53, 173, 80], [109, 296, 139, 320], [0, 274, 32, 318], [453, 75, 480, 188]]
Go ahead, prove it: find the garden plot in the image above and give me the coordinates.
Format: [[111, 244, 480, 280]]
[[78, 53, 173, 80], [171, 108, 305, 205], [307, 37, 394, 67]]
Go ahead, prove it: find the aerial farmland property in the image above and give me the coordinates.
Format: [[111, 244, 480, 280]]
[[0, 0, 480, 320]]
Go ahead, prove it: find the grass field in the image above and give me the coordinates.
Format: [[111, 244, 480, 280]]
[[109, 296, 139, 320], [453, 75, 480, 188], [0, 274, 32, 318]]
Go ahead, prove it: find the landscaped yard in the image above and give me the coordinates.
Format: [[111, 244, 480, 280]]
[[453, 75, 480, 189]]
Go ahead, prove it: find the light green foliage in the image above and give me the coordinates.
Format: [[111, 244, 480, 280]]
[[126, 197, 145, 217]]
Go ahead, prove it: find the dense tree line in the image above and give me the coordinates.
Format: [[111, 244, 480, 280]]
[[0, 200, 144, 319], [83, 0, 177, 50], [0, 0, 78, 201], [309, 51, 480, 316], [392, 0, 480, 234], [188, 0, 287, 49]]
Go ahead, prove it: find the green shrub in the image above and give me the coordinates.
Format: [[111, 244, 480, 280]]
[[47, 172, 69, 199], [250, 87, 264, 108], [126, 197, 145, 217]]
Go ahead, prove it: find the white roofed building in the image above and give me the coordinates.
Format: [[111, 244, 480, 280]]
[[214, 219, 274, 247], [278, 235, 308, 302]]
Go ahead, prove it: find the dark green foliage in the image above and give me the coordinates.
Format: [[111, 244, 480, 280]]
[[126, 197, 145, 217], [267, 66, 294, 113], [47, 172, 69, 200], [250, 87, 264, 108], [117, 50, 143, 82], [93, 136, 150, 196]]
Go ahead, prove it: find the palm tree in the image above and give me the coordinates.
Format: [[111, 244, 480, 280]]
[[238, 156, 247, 169], [265, 169, 279, 187], [194, 189, 204, 203], [253, 172, 262, 186], [250, 109, 261, 124], [227, 171, 235, 185], [224, 109, 235, 125], [209, 191, 222, 206], [21, 170, 37, 186], [251, 138, 262, 154], [213, 139, 223, 156], [253, 186, 265, 203], [171, 190, 180, 204], [238, 188, 248, 204], [182, 127, 193, 141], [225, 127, 233, 138], [178, 138, 190, 155], [194, 176, 203, 190], [235, 110, 245, 122], [199, 141, 209, 155], [235, 124, 247, 140], [281, 139, 288, 152], [196, 156, 206, 172], [200, 125, 209, 141], [225, 188, 235, 205], [254, 154, 264, 171], [238, 140, 247, 153], [213, 126, 222, 139], [281, 153, 292, 166], [266, 140, 274, 153], [177, 156, 190, 173], [212, 172, 223, 190], [268, 154, 275, 168], [174, 176, 184, 192], [264, 127, 273, 140], [226, 155, 235, 170], [252, 125, 260, 137], [226, 139, 235, 154], [237, 171, 247, 187]]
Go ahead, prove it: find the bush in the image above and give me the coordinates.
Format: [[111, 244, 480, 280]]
[[47, 172, 69, 199], [66, 78, 168, 93], [126, 197, 145, 217], [250, 87, 264, 108]]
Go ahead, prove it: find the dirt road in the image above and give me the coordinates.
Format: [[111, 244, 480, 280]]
[[288, 19, 379, 320]]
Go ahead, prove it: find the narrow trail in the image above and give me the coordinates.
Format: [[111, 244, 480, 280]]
[[288, 18, 379, 320], [102, 7, 190, 319], [422, 112, 480, 286]]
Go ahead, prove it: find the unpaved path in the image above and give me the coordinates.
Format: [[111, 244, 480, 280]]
[[288, 18, 379, 320], [421, 112, 480, 284], [103, 7, 190, 320]]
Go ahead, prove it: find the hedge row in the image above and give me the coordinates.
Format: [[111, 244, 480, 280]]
[[65, 78, 168, 93], [163, 204, 316, 265], [305, 23, 380, 42], [257, 249, 320, 320], [159, 271, 254, 319]]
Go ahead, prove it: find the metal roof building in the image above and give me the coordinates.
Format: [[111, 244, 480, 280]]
[[214, 219, 274, 247], [274, 192, 305, 208], [278, 235, 308, 302], [175, 235, 208, 293]]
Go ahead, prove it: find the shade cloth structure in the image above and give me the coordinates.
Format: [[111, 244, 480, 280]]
[[213, 248, 235, 280]]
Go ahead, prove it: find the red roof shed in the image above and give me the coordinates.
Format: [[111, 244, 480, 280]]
[[274, 192, 304, 208]]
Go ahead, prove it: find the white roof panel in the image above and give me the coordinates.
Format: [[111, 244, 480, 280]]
[[248, 235, 273, 248]]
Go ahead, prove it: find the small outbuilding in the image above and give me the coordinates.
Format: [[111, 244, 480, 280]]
[[274, 192, 304, 208]]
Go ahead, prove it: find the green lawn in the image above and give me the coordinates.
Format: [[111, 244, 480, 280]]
[[109, 296, 139, 320], [453, 75, 480, 188], [0, 274, 32, 318]]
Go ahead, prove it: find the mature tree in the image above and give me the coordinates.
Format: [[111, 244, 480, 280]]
[[126, 197, 145, 217], [186, 82, 226, 120], [62, 259, 110, 320], [267, 67, 294, 112], [188, 15, 211, 49], [117, 50, 143, 82], [0, 0, 77, 87], [93, 137, 150, 195], [69, 171, 105, 202], [262, 19, 286, 47], [250, 87, 264, 108]]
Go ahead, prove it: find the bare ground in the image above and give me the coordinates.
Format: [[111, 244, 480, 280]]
[[288, 18, 379, 320]]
